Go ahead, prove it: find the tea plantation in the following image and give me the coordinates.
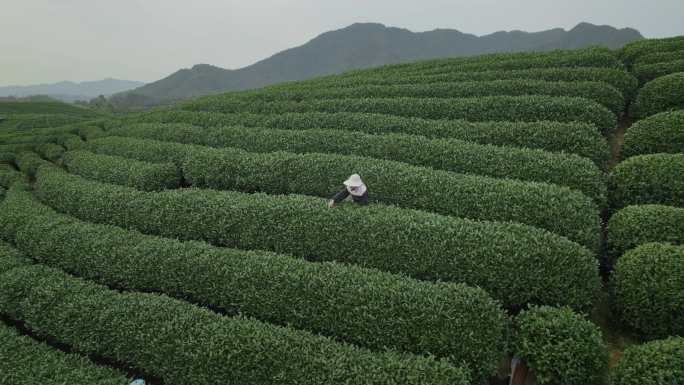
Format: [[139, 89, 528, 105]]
[[0, 39, 682, 385]]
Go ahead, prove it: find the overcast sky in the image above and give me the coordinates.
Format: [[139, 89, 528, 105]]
[[2, 0, 683, 86]]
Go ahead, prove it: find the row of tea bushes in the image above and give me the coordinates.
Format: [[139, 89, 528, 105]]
[[223, 80, 625, 116], [35, 143, 65, 162], [107, 123, 606, 204], [633, 50, 684, 66], [606, 204, 684, 258], [0, 113, 89, 131], [611, 242, 683, 339], [62, 150, 181, 191], [277, 67, 637, 98], [633, 59, 684, 84], [632, 72, 684, 118], [33, 166, 602, 311], [0, 185, 507, 383], [117, 110, 610, 165], [0, 253, 470, 385], [512, 306, 608, 385], [0, 320, 130, 385], [344, 47, 623, 77], [621, 110, 684, 158], [0, 163, 26, 188], [610, 337, 684, 385], [609, 153, 684, 209], [15, 151, 55, 178], [0, 101, 102, 117], [620, 36, 684, 67], [83, 136, 602, 249], [182, 96, 618, 132]]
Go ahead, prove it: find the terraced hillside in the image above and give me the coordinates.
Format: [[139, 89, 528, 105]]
[[1, 41, 683, 385]]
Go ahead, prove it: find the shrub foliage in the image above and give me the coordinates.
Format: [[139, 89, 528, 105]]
[[32, 166, 602, 311]]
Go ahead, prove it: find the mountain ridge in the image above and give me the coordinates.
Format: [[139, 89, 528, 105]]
[[0, 78, 145, 102], [112, 22, 643, 109]]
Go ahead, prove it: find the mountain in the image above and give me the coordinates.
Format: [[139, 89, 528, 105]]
[[114, 22, 643, 109], [0, 78, 145, 102]]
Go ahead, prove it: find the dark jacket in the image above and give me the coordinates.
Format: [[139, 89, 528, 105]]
[[332, 187, 369, 205]]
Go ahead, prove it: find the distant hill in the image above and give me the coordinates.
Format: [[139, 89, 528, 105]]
[[113, 22, 643, 109], [0, 79, 145, 102]]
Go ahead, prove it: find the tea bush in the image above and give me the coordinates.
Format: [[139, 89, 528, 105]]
[[632, 72, 684, 118], [33, 166, 601, 311], [0, 261, 470, 385], [620, 36, 684, 67], [606, 204, 684, 257], [34, 143, 65, 162], [352, 47, 622, 76], [229, 80, 625, 115], [512, 306, 608, 385], [287, 67, 637, 98], [62, 150, 181, 191], [0, 321, 129, 385], [183, 96, 617, 132], [610, 337, 684, 385], [119, 110, 610, 165], [85, 136, 601, 249], [611, 242, 684, 339], [621, 110, 684, 157], [0, 163, 26, 188], [0, 185, 507, 383], [633, 59, 684, 84], [14, 151, 54, 178], [108, 123, 606, 203], [610, 153, 684, 208]]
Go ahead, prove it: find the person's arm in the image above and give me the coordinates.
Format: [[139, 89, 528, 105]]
[[328, 188, 349, 207]]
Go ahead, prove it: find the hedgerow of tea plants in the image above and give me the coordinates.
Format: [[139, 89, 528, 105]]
[[0, 321, 130, 385], [119, 110, 610, 165], [606, 204, 684, 257], [0, 143, 37, 153], [14, 151, 54, 178], [34, 143, 65, 162], [632, 72, 684, 118], [0, 114, 88, 131], [0, 261, 470, 385], [108, 123, 606, 203], [33, 166, 601, 311], [0, 164, 26, 188], [610, 337, 684, 385], [283, 67, 637, 98], [621, 110, 684, 158], [83, 137, 188, 166], [611, 242, 684, 339], [620, 36, 684, 67], [78, 125, 107, 140], [633, 59, 684, 84], [632, 50, 684, 66], [62, 150, 181, 191], [512, 306, 608, 385], [182, 96, 618, 132], [0, 185, 507, 384], [610, 153, 684, 209], [85, 136, 601, 249], [353, 47, 622, 76], [0, 152, 15, 164], [0, 133, 78, 147], [227, 80, 625, 115], [0, 101, 102, 116]]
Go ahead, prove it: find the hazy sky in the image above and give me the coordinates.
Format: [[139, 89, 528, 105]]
[[2, 0, 683, 86]]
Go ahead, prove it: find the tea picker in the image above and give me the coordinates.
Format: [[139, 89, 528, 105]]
[[328, 174, 369, 208]]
